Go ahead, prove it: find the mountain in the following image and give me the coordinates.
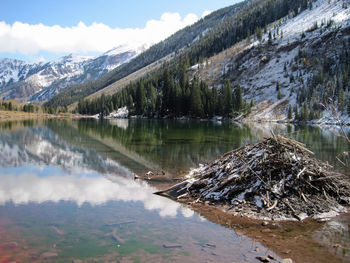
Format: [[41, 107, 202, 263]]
[[192, 0, 350, 120], [0, 45, 142, 102], [45, 0, 248, 108], [73, 0, 350, 121]]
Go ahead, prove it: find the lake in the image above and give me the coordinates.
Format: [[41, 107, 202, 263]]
[[0, 119, 349, 262]]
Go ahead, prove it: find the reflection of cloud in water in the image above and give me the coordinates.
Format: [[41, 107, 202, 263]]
[[0, 173, 191, 218]]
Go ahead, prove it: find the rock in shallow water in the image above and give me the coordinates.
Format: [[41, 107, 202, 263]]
[[40, 252, 58, 259]]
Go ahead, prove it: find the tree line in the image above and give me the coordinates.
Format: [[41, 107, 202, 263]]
[[77, 63, 252, 118], [0, 101, 68, 114]]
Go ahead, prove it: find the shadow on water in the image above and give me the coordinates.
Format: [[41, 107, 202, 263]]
[[0, 119, 349, 262]]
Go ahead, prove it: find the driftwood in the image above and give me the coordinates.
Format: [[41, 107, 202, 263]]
[[134, 171, 182, 182], [156, 134, 350, 220]]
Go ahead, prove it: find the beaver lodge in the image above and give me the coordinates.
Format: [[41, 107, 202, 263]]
[[156, 133, 350, 221]]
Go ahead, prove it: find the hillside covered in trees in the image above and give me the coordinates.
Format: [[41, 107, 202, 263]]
[[47, 0, 313, 109], [76, 62, 251, 118]]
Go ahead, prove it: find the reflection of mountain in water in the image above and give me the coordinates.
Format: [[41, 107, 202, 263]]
[[0, 124, 131, 176], [1, 119, 348, 178]]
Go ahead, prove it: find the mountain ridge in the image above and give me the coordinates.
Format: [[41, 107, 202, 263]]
[[0, 44, 142, 103]]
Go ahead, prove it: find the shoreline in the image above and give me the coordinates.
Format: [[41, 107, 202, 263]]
[[0, 111, 86, 122], [87, 114, 350, 127]]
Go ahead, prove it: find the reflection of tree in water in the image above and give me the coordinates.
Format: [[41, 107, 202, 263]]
[[2, 119, 349, 176], [71, 119, 350, 175], [75, 119, 253, 175], [291, 125, 350, 175]]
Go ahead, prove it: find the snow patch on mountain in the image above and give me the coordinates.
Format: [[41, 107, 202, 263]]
[[281, 0, 350, 42]]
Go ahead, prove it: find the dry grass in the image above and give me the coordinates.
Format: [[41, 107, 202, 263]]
[[0, 110, 73, 122]]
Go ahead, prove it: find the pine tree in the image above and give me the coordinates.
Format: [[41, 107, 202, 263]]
[[135, 82, 146, 115], [148, 85, 157, 117], [234, 85, 243, 112], [190, 79, 203, 117], [162, 67, 171, 115], [210, 86, 219, 116], [200, 81, 210, 117], [288, 105, 293, 119], [223, 81, 233, 116], [268, 31, 273, 44], [174, 82, 182, 116], [256, 27, 262, 41], [339, 88, 345, 112], [301, 104, 309, 121], [294, 105, 299, 120], [278, 89, 283, 100]]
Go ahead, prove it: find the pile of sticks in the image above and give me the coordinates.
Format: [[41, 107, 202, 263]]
[[158, 133, 350, 220]]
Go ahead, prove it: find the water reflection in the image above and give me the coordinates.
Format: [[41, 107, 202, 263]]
[[73, 119, 350, 175], [314, 214, 350, 260], [0, 122, 195, 218], [0, 119, 349, 262], [0, 168, 194, 218], [0, 124, 131, 175]]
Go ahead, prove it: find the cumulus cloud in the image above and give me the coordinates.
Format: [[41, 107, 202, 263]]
[[0, 12, 199, 55]]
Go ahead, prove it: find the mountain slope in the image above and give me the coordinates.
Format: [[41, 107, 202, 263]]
[[192, 0, 350, 120], [45, 0, 248, 108], [0, 45, 141, 103], [74, 0, 350, 122], [56, 0, 313, 109]]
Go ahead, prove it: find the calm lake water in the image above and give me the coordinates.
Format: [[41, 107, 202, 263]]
[[0, 119, 349, 262]]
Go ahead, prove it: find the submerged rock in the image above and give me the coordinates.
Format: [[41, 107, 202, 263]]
[[157, 134, 350, 221], [40, 252, 58, 259], [162, 243, 182, 249]]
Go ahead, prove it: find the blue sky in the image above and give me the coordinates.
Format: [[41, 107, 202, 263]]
[[0, 0, 242, 62]]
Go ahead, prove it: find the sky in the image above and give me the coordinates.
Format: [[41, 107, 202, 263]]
[[0, 0, 242, 62]]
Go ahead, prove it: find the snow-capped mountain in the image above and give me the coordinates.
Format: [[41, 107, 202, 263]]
[[0, 44, 144, 102]]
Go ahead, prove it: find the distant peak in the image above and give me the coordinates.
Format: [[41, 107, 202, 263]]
[[103, 45, 134, 56], [57, 53, 93, 64]]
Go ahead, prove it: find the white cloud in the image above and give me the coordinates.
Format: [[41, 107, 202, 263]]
[[0, 12, 199, 55], [202, 10, 212, 18]]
